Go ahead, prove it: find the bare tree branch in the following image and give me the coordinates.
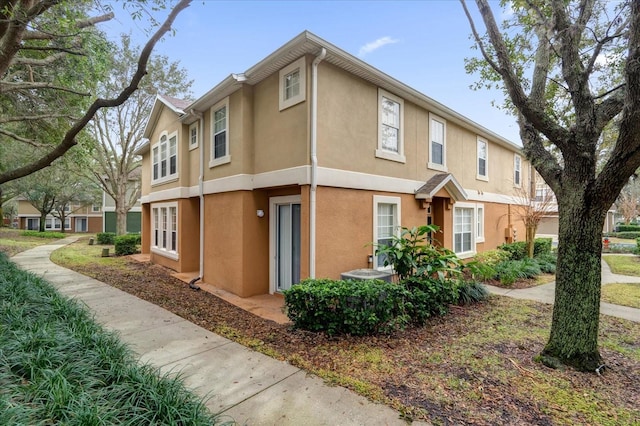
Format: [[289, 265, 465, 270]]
[[0, 0, 193, 185]]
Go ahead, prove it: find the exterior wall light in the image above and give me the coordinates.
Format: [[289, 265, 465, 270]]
[[256, 209, 265, 218]]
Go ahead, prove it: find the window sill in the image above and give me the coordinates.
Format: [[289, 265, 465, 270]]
[[209, 155, 231, 168], [476, 237, 485, 243], [375, 149, 406, 163], [476, 175, 489, 182], [151, 247, 179, 261], [151, 175, 179, 187], [455, 251, 476, 260], [189, 143, 198, 151], [427, 162, 447, 172]]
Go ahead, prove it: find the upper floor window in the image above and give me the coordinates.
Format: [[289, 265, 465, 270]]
[[514, 154, 522, 187], [92, 205, 101, 212], [477, 138, 488, 181], [210, 98, 231, 168], [428, 113, 447, 171], [189, 122, 198, 150], [279, 57, 306, 111], [152, 132, 178, 184], [376, 89, 405, 163]]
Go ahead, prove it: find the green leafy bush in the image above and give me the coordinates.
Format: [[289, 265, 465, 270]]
[[20, 230, 66, 239], [284, 279, 412, 336], [455, 281, 489, 306], [474, 249, 511, 267], [617, 225, 640, 232], [114, 234, 139, 256], [498, 241, 527, 260], [493, 258, 542, 285], [535, 252, 557, 274], [635, 237, 640, 255], [534, 238, 553, 256], [401, 277, 458, 324], [374, 225, 462, 281], [96, 232, 116, 245]]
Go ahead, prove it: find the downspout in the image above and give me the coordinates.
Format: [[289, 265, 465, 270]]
[[310, 48, 326, 279], [190, 108, 205, 290]]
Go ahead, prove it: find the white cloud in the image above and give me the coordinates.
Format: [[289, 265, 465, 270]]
[[358, 36, 399, 57]]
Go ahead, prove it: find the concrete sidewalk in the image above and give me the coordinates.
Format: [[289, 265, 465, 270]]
[[11, 239, 418, 426], [485, 255, 640, 323]]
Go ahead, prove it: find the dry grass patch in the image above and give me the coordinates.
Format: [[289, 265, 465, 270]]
[[603, 255, 640, 276], [602, 283, 640, 309]]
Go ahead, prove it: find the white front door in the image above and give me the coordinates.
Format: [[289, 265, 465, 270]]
[[270, 195, 301, 293]]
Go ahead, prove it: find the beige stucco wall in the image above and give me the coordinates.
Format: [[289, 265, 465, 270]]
[[179, 198, 200, 272], [17, 200, 40, 215], [315, 62, 529, 195]]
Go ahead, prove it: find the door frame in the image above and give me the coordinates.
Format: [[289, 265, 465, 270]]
[[269, 195, 301, 294]]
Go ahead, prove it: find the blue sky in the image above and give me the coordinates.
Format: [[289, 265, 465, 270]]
[[101, 1, 520, 143]]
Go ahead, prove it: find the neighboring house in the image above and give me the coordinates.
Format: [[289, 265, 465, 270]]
[[16, 199, 103, 232], [135, 31, 530, 298], [533, 173, 617, 236], [102, 192, 142, 234]]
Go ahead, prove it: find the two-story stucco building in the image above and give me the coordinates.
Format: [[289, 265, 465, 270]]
[[136, 31, 529, 298]]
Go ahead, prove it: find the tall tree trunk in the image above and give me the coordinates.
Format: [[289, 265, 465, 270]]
[[542, 193, 605, 371], [116, 205, 127, 235], [526, 225, 536, 258], [39, 212, 46, 232]]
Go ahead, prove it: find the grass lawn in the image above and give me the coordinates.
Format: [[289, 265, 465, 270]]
[[0, 253, 228, 425], [0, 228, 68, 257], [41, 236, 640, 425], [602, 283, 640, 309], [603, 255, 640, 276]]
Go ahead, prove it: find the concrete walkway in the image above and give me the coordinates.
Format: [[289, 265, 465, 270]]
[[11, 239, 420, 426], [485, 255, 640, 323]]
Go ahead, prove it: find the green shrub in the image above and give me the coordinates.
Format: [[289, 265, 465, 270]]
[[613, 232, 640, 239], [20, 230, 66, 239], [284, 279, 411, 336], [96, 232, 116, 245], [617, 225, 640, 232], [114, 234, 139, 256], [494, 258, 542, 285], [474, 249, 511, 267], [455, 281, 489, 306], [635, 238, 640, 255], [535, 252, 557, 274], [498, 241, 527, 260], [401, 277, 458, 324], [533, 238, 553, 256]]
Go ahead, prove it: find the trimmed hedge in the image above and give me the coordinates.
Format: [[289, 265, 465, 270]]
[[114, 234, 140, 256], [283, 276, 480, 336], [617, 225, 640, 232], [96, 232, 116, 245], [284, 279, 412, 336]]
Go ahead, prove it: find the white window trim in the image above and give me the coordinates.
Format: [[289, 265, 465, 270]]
[[209, 97, 231, 168], [376, 89, 406, 163], [151, 202, 179, 260], [189, 122, 198, 150], [428, 113, 447, 172], [476, 204, 485, 243], [279, 56, 306, 111], [476, 137, 489, 181], [514, 154, 522, 187], [453, 202, 477, 259], [373, 195, 402, 270], [151, 130, 179, 185]]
